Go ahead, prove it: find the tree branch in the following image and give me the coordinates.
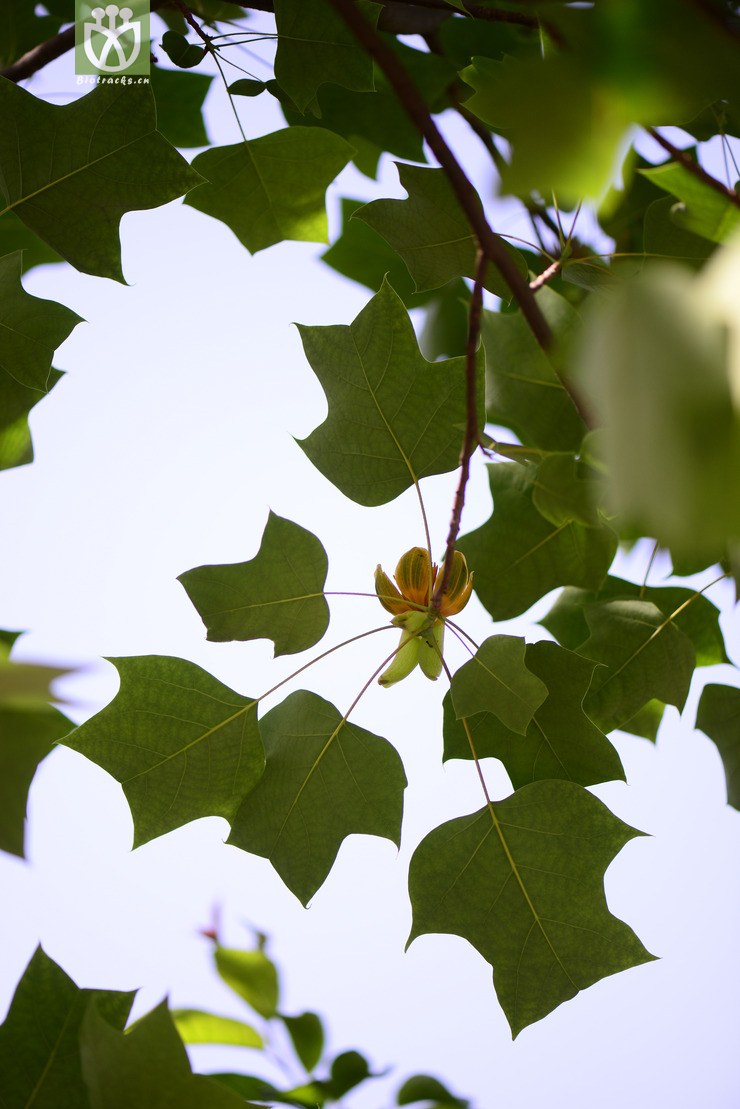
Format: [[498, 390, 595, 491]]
[[326, 0, 553, 351], [646, 127, 740, 208], [432, 249, 487, 610]]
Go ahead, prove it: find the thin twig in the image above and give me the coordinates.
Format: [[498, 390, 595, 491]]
[[646, 127, 740, 209], [529, 258, 561, 290], [384, 0, 565, 45], [432, 249, 487, 610], [326, 0, 553, 351]]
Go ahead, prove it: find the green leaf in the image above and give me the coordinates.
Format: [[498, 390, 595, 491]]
[[209, 1073, 300, 1106], [0, 252, 81, 468], [408, 781, 655, 1037], [281, 1011, 324, 1072], [229, 690, 407, 905], [0, 0, 62, 68], [0, 947, 133, 1108], [643, 196, 714, 267], [0, 211, 62, 273], [186, 128, 353, 254], [397, 1073, 469, 1108], [578, 599, 696, 733], [64, 655, 264, 847], [273, 0, 378, 114], [321, 197, 424, 305], [444, 641, 624, 789], [450, 635, 548, 736], [619, 699, 666, 743], [214, 946, 279, 1019], [324, 1050, 373, 1099], [81, 1001, 248, 1109], [695, 684, 740, 810], [541, 576, 728, 668], [150, 65, 214, 148], [178, 512, 329, 657], [458, 463, 617, 620], [160, 30, 207, 68], [640, 161, 740, 244], [482, 288, 585, 451], [172, 1009, 263, 1048], [297, 279, 483, 507], [530, 452, 605, 527], [0, 80, 202, 281], [228, 79, 268, 97], [356, 164, 527, 300], [0, 705, 71, 857]]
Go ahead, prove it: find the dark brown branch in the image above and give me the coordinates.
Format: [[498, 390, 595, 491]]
[[327, 0, 553, 351], [432, 249, 487, 610], [383, 0, 550, 34], [646, 126, 740, 208], [0, 25, 75, 82]]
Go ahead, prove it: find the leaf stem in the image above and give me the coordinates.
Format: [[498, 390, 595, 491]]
[[256, 624, 395, 704]]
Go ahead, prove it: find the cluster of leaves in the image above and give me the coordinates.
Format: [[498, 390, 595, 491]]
[[2, 0, 740, 1096], [0, 933, 470, 1108]]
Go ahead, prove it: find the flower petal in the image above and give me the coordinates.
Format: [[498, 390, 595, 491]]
[[375, 564, 407, 614], [395, 547, 436, 607]]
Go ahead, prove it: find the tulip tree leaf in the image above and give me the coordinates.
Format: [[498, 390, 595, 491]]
[[482, 290, 585, 452], [0, 251, 81, 463], [273, 0, 378, 115], [229, 690, 407, 905], [443, 641, 625, 789], [178, 512, 329, 656], [0, 705, 71, 857], [450, 635, 548, 736], [171, 1009, 263, 1048], [408, 780, 655, 1037], [695, 684, 740, 810], [578, 599, 696, 734], [297, 278, 484, 506], [530, 452, 605, 528], [0, 947, 133, 1108], [640, 161, 740, 244], [0, 211, 62, 272], [149, 65, 214, 148], [214, 946, 279, 1019], [186, 128, 354, 253], [397, 1074, 469, 1108], [541, 576, 728, 668], [355, 164, 527, 300], [0, 80, 203, 281], [64, 656, 264, 847], [458, 463, 617, 620], [281, 1011, 324, 1072], [81, 1001, 249, 1109]]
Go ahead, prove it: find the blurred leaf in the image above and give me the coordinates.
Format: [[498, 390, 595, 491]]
[[150, 65, 213, 147], [356, 164, 527, 299], [64, 655, 264, 846], [0, 948, 133, 1107], [397, 1073, 469, 1107], [160, 30, 207, 68], [696, 684, 740, 809], [643, 196, 714, 267], [324, 1050, 373, 1099], [179, 512, 329, 656], [0, 252, 81, 470], [229, 690, 406, 905], [408, 781, 654, 1037], [444, 641, 624, 788], [0, 81, 202, 281], [0, 706, 71, 856], [273, 0, 378, 114], [209, 1072, 302, 1106], [578, 599, 695, 733], [281, 1011, 324, 1072], [450, 635, 547, 735], [297, 279, 483, 506], [172, 1009, 263, 1048], [458, 463, 617, 620], [419, 279, 469, 360], [186, 128, 353, 253], [214, 946, 279, 1019], [81, 1000, 247, 1108], [483, 288, 585, 451], [0, 0, 62, 67], [640, 161, 740, 244]]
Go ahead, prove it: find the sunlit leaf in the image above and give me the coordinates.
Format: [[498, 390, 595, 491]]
[[408, 781, 655, 1037], [298, 279, 483, 506], [186, 128, 353, 253], [172, 1009, 263, 1048], [0, 80, 202, 281], [450, 635, 547, 735], [356, 164, 527, 299], [640, 161, 740, 244], [64, 656, 264, 846], [214, 946, 279, 1019], [444, 641, 624, 788], [273, 0, 378, 114], [0, 948, 133, 1107], [696, 684, 740, 810], [458, 463, 617, 620], [178, 512, 329, 656], [229, 690, 406, 905]]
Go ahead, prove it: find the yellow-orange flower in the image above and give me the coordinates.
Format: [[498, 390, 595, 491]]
[[374, 547, 473, 686]]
